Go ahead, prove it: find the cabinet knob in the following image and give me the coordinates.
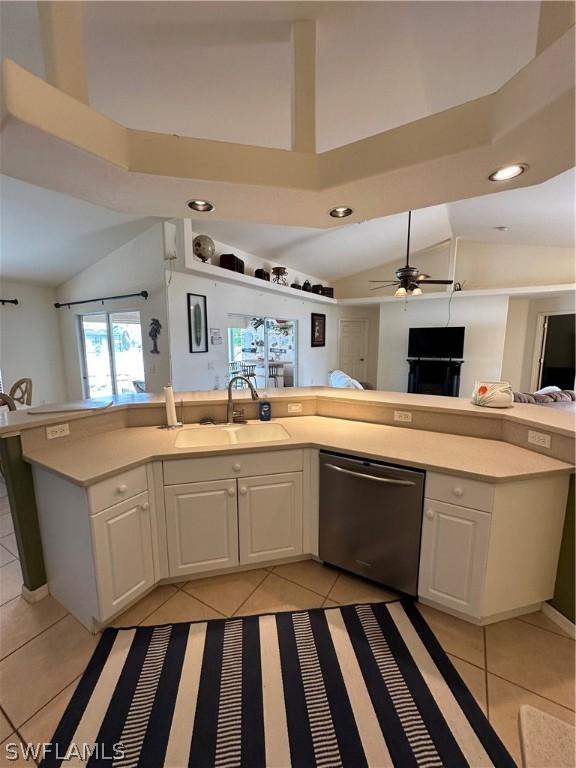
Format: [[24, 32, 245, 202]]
[[239, 486, 248, 495], [425, 509, 435, 519], [140, 501, 150, 511], [118, 484, 128, 493], [233, 463, 242, 472], [227, 487, 235, 497], [452, 487, 464, 498]]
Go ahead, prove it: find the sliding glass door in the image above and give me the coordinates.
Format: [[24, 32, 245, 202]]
[[227, 315, 297, 389], [79, 311, 145, 398]]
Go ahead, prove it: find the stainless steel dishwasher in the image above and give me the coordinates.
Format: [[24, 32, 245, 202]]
[[319, 452, 425, 596]]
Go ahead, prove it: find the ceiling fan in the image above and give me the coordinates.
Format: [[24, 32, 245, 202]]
[[370, 211, 453, 297]]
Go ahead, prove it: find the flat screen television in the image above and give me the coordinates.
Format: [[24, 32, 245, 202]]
[[408, 326, 465, 359]]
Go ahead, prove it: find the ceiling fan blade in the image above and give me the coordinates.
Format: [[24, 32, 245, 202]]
[[368, 279, 396, 283], [418, 279, 454, 285], [370, 283, 400, 290]]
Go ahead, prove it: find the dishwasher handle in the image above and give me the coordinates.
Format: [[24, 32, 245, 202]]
[[325, 463, 416, 486]]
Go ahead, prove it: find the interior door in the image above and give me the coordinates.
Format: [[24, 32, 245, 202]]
[[539, 314, 575, 390], [164, 480, 239, 575], [338, 319, 368, 382]]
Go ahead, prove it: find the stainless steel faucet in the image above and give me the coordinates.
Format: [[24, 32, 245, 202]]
[[227, 376, 259, 423]]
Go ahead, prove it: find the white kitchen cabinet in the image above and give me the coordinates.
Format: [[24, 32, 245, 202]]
[[165, 480, 239, 576], [238, 472, 303, 564], [91, 491, 155, 619], [419, 499, 491, 617], [419, 472, 569, 623]]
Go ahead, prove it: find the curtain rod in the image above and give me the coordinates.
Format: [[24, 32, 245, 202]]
[[54, 290, 149, 309], [0, 299, 19, 306]]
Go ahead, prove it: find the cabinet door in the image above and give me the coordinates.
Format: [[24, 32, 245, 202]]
[[164, 480, 239, 576], [238, 472, 303, 565], [91, 491, 155, 620], [418, 499, 491, 618]]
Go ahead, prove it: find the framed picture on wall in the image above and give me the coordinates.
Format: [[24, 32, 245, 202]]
[[311, 313, 326, 347], [187, 293, 208, 353]]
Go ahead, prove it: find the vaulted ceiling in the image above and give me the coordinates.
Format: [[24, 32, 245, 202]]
[[1, 1, 574, 229], [0, 1, 574, 285]]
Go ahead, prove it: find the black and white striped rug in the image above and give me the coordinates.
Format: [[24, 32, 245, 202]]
[[42, 600, 515, 767]]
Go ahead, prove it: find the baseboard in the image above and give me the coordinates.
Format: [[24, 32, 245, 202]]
[[418, 598, 543, 626], [542, 602, 576, 639], [21, 583, 49, 603]]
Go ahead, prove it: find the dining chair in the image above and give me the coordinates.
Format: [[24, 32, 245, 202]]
[[241, 364, 258, 386], [9, 378, 32, 406], [268, 364, 281, 388], [0, 393, 16, 411]]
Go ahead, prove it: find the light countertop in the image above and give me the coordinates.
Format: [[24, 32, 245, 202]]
[[1, 387, 574, 438], [23, 416, 573, 486]]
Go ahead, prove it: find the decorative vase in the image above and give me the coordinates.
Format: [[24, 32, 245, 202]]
[[193, 234, 215, 263], [472, 380, 514, 408], [271, 267, 288, 285]]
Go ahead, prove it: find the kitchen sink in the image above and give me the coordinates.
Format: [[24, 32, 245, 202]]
[[174, 422, 290, 448]]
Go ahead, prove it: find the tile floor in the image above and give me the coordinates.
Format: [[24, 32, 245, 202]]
[[0, 485, 574, 765]]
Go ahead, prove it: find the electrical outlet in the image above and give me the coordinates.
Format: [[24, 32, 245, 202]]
[[394, 410, 413, 423], [528, 430, 551, 449], [288, 403, 303, 414], [46, 423, 70, 440]]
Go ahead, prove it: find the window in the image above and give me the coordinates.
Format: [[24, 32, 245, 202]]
[[227, 315, 297, 388], [79, 311, 145, 398]]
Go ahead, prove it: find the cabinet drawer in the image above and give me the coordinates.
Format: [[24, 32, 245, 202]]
[[163, 450, 303, 485], [425, 472, 494, 512], [89, 466, 148, 513]]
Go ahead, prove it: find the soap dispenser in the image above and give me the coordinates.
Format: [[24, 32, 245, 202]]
[[258, 400, 272, 421]]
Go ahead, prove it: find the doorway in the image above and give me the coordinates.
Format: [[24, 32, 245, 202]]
[[227, 315, 297, 388], [79, 311, 145, 398], [338, 319, 368, 382], [533, 313, 575, 390]]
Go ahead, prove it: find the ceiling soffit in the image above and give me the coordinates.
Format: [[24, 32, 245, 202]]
[[1, 27, 574, 227]]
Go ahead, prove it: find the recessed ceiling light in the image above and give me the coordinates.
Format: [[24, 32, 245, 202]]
[[187, 199, 215, 212], [329, 206, 353, 218], [488, 164, 528, 182], [493, 226, 510, 231]]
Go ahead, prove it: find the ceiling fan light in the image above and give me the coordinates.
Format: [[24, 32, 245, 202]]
[[412, 286, 423, 296], [394, 286, 407, 298]]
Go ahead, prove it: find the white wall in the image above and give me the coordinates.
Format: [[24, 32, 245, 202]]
[[377, 294, 510, 396], [167, 270, 379, 391], [501, 298, 530, 391], [0, 280, 66, 404], [57, 225, 170, 400]]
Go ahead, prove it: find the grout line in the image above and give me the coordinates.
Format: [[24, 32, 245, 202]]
[[485, 670, 576, 713], [15, 673, 82, 745], [269, 568, 338, 601], [232, 572, 273, 618], [0, 610, 68, 661], [515, 615, 574, 640], [483, 626, 490, 720], [126, 587, 183, 627], [0, 613, 70, 663], [0, 704, 19, 742]]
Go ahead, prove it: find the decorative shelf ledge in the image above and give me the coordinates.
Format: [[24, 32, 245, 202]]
[[181, 259, 337, 304]]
